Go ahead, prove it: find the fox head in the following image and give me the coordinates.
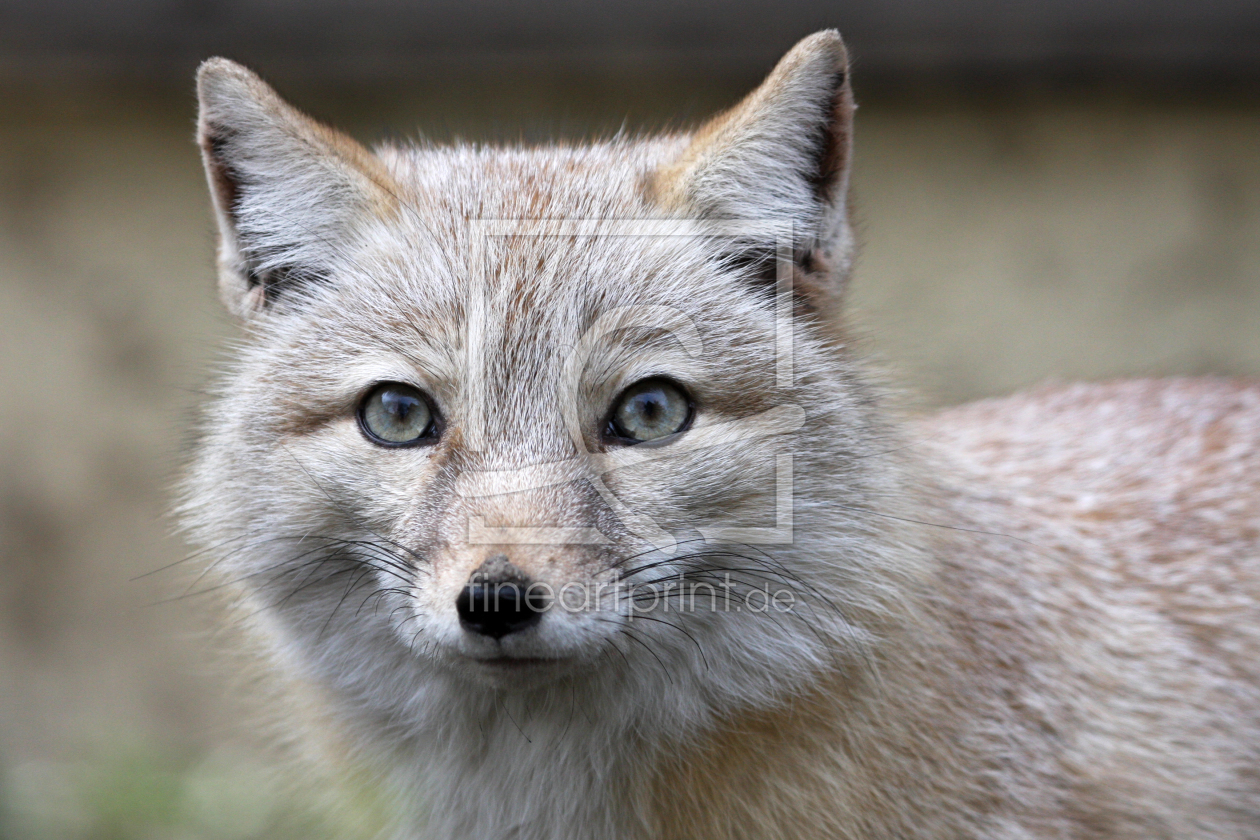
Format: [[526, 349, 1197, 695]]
[[184, 31, 916, 747]]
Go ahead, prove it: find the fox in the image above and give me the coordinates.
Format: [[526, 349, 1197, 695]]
[[181, 29, 1260, 840]]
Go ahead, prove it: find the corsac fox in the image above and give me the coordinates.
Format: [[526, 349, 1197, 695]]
[[183, 30, 1260, 839]]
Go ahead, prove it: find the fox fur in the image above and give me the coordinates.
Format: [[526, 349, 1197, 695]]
[[182, 31, 1260, 839]]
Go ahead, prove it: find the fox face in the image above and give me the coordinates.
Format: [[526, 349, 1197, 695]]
[[185, 32, 910, 743]]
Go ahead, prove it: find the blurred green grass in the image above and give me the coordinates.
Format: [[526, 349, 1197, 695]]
[[1, 748, 393, 840]]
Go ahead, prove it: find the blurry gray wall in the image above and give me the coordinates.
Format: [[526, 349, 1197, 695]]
[[4, 0, 1260, 77], [0, 0, 1258, 826]]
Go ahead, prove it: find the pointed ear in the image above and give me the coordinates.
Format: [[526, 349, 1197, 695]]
[[196, 58, 398, 318], [654, 31, 855, 310]]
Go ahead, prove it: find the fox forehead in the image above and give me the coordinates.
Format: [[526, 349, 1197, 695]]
[[351, 139, 765, 326], [375, 137, 688, 221], [242, 152, 785, 456], [263, 140, 783, 392], [297, 136, 733, 280]]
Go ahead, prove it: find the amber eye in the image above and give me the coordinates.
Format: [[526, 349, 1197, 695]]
[[358, 383, 438, 446], [607, 378, 693, 444]]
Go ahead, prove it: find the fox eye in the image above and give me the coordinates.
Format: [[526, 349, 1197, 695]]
[[607, 378, 693, 444], [359, 383, 438, 446]]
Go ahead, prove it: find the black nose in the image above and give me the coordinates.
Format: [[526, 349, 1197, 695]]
[[456, 557, 549, 640]]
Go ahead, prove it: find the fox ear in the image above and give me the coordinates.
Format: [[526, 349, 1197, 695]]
[[196, 58, 397, 318], [655, 30, 855, 309]]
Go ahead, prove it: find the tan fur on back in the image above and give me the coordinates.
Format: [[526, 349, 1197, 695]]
[[182, 31, 1260, 840]]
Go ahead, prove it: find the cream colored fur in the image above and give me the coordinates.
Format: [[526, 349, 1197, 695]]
[[182, 31, 1260, 839]]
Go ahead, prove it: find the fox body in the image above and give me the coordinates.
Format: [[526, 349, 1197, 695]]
[[183, 31, 1260, 839]]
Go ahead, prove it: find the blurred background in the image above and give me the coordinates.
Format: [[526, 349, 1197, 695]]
[[1, 1, 1258, 836]]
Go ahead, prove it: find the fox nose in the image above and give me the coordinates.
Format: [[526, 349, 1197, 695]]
[[456, 556, 550, 640]]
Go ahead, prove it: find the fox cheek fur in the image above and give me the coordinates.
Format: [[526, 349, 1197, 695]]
[[182, 30, 1260, 840]]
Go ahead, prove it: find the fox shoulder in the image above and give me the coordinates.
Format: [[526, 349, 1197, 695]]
[[921, 377, 1260, 663]]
